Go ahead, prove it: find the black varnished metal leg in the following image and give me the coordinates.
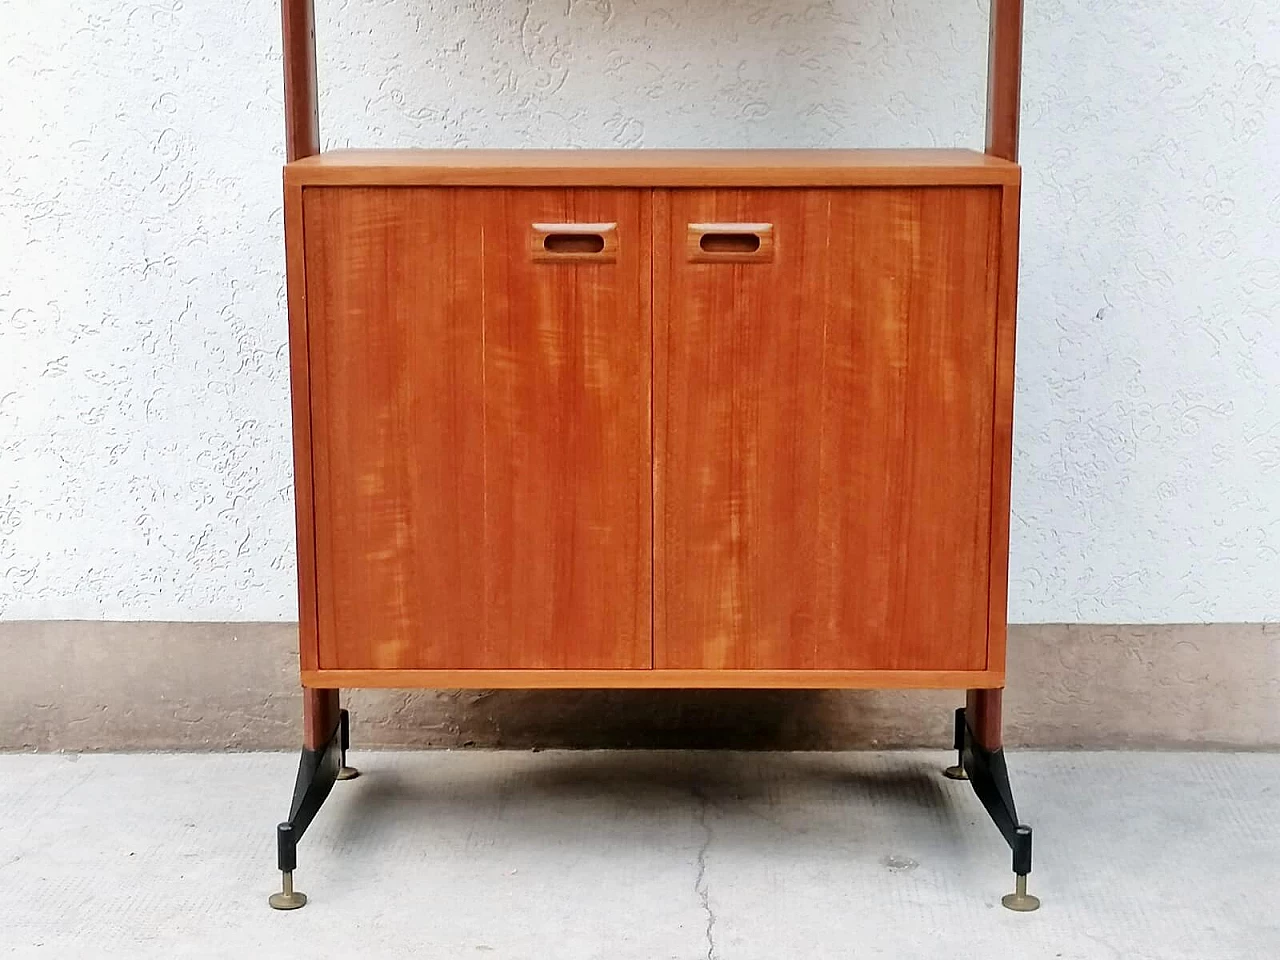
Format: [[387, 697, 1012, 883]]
[[943, 706, 968, 780], [269, 715, 342, 910], [949, 707, 1041, 911], [336, 708, 360, 781]]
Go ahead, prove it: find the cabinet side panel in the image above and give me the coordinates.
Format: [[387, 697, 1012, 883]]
[[986, 183, 1021, 676], [305, 187, 487, 669], [286, 183, 319, 672], [479, 188, 652, 669]]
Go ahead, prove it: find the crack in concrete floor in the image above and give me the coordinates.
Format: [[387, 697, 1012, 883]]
[[693, 786, 718, 960]]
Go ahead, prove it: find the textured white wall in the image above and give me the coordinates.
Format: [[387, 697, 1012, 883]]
[[1, 0, 1278, 623]]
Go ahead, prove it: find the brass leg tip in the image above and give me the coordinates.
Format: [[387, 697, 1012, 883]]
[[1002, 891, 1040, 911], [336, 765, 360, 781], [943, 764, 968, 781], [1002, 875, 1040, 911], [268, 890, 308, 910]]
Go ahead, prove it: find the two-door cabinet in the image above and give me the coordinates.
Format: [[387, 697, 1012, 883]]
[[287, 152, 1018, 687], [271, 0, 1041, 916]]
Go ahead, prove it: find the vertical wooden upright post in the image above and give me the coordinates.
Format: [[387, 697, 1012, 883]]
[[282, 0, 339, 750], [282, 0, 320, 162], [971, 0, 1023, 749], [985, 0, 1023, 163]]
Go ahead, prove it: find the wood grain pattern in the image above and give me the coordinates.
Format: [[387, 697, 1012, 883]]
[[655, 187, 1001, 672], [286, 149, 1020, 188], [280, 0, 319, 162], [303, 668, 1004, 691], [303, 187, 651, 671], [305, 187, 482, 671], [479, 189, 652, 669], [986, 0, 1024, 162]]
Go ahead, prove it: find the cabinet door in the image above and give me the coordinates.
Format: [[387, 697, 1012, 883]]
[[305, 187, 651, 670], [654, 188, 999, 671]]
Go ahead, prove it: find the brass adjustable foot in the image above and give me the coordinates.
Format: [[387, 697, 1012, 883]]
[[268, 870, 307, 910], [1001, 873, 1040, 912], [336, 709, 359, 780], [943, 707, 968, 779]]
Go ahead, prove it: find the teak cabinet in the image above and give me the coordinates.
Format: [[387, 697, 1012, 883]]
[[271, 0, 1043, 915], [286, 156, 1020, 687]]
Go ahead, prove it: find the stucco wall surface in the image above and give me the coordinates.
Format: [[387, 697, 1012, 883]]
[[2, 0, 1279, 623]]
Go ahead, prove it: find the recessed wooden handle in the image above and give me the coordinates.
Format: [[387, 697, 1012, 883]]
[[531, 222, 618, 262], [687, 223, 774, 263]]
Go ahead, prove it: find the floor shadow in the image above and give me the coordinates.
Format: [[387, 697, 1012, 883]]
[[321, 749, 977, 860], [351, 688, 955, 750]]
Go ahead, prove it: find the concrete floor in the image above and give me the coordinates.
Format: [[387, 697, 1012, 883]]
[[0, 751, 1276, 959]]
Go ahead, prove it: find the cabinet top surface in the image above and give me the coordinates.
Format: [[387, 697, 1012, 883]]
[[286, 149, 1020, 188]]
